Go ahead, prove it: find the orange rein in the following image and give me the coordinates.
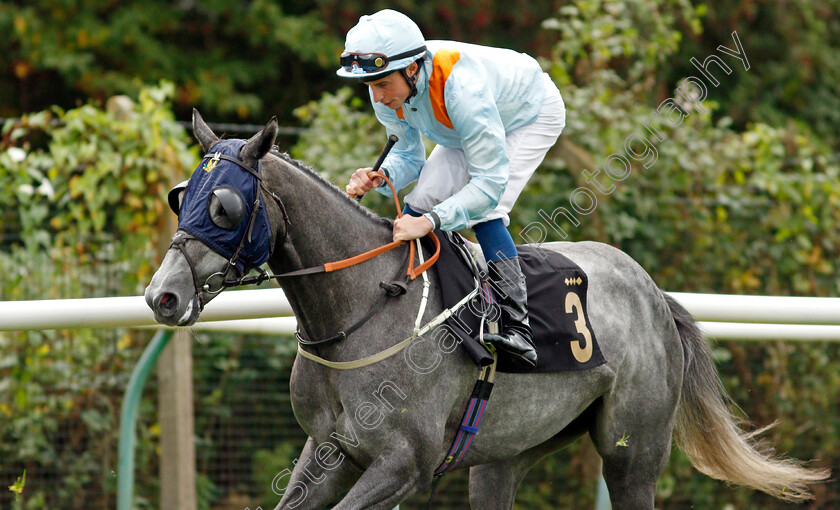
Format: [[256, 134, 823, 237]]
[[330, 170, 440, 280]]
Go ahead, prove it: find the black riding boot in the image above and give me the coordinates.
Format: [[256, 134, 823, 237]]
[[483, 256, 538, 368]]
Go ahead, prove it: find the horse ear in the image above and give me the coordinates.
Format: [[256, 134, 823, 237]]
[[242, 116, 279, 162], [192, 109, 220, 153]]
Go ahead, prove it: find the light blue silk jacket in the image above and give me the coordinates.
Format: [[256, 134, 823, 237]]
[[370, 40, 547, 231]]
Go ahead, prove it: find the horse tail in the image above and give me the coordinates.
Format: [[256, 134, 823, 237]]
[[663, 293, 830, 502]]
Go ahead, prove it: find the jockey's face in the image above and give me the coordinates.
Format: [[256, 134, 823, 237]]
[[365, 62, 418, 111]]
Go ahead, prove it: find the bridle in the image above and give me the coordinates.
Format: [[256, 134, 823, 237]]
[[169, 147, 440, 339], [169, 149, 290, 311]]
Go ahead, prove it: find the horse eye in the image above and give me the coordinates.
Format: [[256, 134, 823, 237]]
[[208, 186, 246, 230]]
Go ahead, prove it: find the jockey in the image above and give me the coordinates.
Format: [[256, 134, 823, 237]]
[[340, 9, 566, 368]]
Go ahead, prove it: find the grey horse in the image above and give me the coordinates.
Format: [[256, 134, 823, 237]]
[[145, 112, 828, 509]]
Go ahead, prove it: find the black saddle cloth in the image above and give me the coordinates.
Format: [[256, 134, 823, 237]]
[[423, 232, 606, 374]]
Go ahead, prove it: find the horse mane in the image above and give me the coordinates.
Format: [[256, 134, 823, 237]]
[[268, 150, 394, 229]]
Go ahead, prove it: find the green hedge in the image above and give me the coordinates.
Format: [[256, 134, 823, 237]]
[[0, 82, 196, 509]]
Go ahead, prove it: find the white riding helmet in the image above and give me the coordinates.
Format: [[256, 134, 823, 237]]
[[336, 9, 427, 80]]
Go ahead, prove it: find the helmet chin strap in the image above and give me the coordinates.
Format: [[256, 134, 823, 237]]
[[401, 60, 423, 103]]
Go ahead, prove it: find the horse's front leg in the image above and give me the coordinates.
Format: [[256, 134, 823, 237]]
[[330, 436, 424, 510], [273, 436, 362, 510]]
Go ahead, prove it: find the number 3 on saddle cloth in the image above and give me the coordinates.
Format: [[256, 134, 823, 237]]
[[424, 231, 609, 486], [420, 231, 607, 374]]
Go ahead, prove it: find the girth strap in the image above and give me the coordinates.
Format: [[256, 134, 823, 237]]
[[434, 352, 497, 476], [428, 350, 498, 507]]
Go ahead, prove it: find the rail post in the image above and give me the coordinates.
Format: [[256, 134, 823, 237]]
[[117, 329, 173, 510]]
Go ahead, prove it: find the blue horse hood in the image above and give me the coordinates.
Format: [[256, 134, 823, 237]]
[[178, 139, 272, 273]]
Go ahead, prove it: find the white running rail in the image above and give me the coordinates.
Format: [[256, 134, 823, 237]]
[[2, 290, 840, 340]]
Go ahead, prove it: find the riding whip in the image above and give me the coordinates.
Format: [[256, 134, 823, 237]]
[[354, 134, 399, 201]]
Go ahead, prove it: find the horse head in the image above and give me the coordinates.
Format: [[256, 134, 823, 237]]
[[144, 110, 283, 326]]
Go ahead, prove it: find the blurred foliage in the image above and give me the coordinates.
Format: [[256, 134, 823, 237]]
[[0, 0, 559, 125], [0, 0, 340, 123], [315, 0, 559, 55], [292, 88, 384, 179], [0, 81, 197, 298], [0, 83, 197, 508], [1, 0, 838, 154], [536, 0, 840, 296], [667, 0, 840, 145], [1, 0, 839, 509]]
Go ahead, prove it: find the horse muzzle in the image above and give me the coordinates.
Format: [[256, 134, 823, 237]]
[[144, 248, 204, 327], [145, 281, 202, 327]]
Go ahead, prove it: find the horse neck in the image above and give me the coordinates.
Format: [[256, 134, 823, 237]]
[[266, 157, 405, 340]]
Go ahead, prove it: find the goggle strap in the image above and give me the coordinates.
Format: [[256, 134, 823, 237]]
[[387, 45, 427, 61]]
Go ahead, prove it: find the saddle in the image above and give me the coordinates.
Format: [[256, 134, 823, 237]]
[[422, 231, 606, 374]]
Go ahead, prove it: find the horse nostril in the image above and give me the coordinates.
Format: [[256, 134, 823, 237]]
[[157, 292, 179, 317]]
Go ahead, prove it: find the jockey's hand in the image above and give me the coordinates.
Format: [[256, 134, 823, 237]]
[[394, 214, 433, 242], [346, 167, 383, 198]]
